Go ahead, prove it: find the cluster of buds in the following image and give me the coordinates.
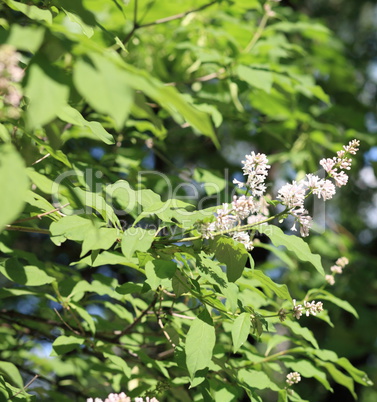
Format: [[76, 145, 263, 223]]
[[277, 140, 359, 237], [292, 299, 323, 320], [325, 257, 349, 285], [87, 393, 158, 402], [0, 45, 24, 118], [286, 371, 301, 386]]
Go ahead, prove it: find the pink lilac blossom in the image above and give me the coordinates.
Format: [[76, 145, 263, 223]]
[[277, 140, 359, 237], [319, 139, 360, 188], [0, 45, 24, 108]]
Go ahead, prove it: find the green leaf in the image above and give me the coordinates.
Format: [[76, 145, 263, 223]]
[[172, 270, 190, 297], [5, 24, 45, 53], [278, 389, 288, 402], [51, 335, 85, 356], [73, 53, 133, 130], [121, 228, 155, 260], [237, 65, 273, 93], [283, 320, 319, 349], [232, 313, 251, 353], [25, 57, 69, 128], [212, 236, 249, 282], [58, 105, 114, 144], [62, 9, 94, 38], [103, 353, 131, 378], [250, 270, 292, 301], [193, 168, 227, 195], [0, 258, 55, 286], [4, 0, 53, 24], [0, 361, 23, 389], [50, 215, 96, 242], [323, 362, 356, 399], [26, 169, 56, 195], [0, 144, 29, 231], [145, 259, 177, 289], [185, 309, 216, 378], [284, 359, 332, 391], [116, 282, 143, 295], [336, 358, 374, 386], [316, 290, 359, 318], [257, 225, 324, 275], [238, 368, 278, 390], [81, 227, 118, 257], [71, 303, 96, 334]]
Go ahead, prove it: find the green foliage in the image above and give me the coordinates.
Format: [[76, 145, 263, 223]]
[[0, 0, 375, 401]]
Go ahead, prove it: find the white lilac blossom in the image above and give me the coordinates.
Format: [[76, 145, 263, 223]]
[[233, 151, 270, 196], [231, 231, 254, 250], [277, 182, 313, 236], [305, 174, 336, 201], [286, 372, 301, 386], [87, 393, 158, 402], [232, 195, 257, 220], [292, 299, 323, 319], [292, 299, 304, 319], [330, 265, 343, 274], [325, 274, 335, 285], [326, 256, 349, 285], [303, 300, 323, 316], [336, 257, 349, 267]]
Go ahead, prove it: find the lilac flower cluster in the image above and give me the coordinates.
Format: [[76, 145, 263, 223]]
[[201, 140, 359, 246], [202, 152, 271, 250], [325, 256, 349, 285], [233, 151, 271, 197], [292, 299, 324, 320], [87, 393, 158, 402], [286, 371, 301, 386], [0, 45, 24, 115], [277, 140, 360, 236], [320, 140, 359, 187]]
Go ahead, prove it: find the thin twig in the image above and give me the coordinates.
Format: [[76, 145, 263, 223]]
[[14, 203, 69, 223], [171, 312, 196, 320], [243, 5, 271, 53], [4, 225, 50, 235], [54, 308, 81, 335], [155, 292, 176, 347], [139, 0, 218, 28], [32, 152, 50, 165], [9, 375, 39, 400], [123, 0, 218, 44], [119, 293, 158, 336]]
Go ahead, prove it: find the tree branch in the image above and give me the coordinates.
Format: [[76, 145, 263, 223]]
[[123, 0, 218, 44], [4, 225, 50, 235], [13, 203, 69, 223], [139, 0, 218, 28]]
